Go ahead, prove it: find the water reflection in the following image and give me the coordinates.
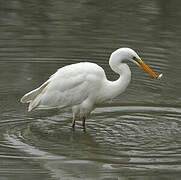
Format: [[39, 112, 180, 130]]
[[0, 0, 181, 179]]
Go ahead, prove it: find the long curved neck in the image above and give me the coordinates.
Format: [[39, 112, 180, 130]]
[[99, 63, 131, 102]]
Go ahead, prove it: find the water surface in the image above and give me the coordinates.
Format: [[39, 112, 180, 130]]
[[0, 0, 181, 179]]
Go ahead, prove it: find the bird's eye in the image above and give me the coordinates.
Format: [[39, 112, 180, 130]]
[[133, 56, 137, 61]]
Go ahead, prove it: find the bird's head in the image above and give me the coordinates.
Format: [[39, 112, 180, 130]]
[[109, 48, 162, 80]]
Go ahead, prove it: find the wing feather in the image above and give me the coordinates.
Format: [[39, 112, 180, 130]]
[[27, 62, 105, 111]]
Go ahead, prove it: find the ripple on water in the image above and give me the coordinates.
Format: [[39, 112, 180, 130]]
[[1, 105, 181, 174]]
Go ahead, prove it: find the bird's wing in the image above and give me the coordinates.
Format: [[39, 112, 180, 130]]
[[28, 63, 104, 111]]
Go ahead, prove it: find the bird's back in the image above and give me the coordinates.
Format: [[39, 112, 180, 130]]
[[51, 62, 104, 80]]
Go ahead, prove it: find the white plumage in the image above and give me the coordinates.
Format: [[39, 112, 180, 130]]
[[21, 48, 161, 128]]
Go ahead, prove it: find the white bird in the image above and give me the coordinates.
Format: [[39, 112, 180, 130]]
[[21, 48, 162, 128]]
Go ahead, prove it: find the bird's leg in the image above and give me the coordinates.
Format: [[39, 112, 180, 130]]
[[72, 113, 76, 128], [82, 117, 86, 129]]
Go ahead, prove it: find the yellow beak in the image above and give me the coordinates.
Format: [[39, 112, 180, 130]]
[[137, 59, 158, 79]]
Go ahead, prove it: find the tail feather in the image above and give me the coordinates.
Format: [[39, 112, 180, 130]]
[[21, 81, 50, 110], [21, 88, 41, 103]]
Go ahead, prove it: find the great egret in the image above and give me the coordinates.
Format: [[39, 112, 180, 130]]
[[21, 48, 162, 128]]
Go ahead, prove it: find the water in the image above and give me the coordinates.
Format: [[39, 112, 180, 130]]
[[0, 0, 181, 179]]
